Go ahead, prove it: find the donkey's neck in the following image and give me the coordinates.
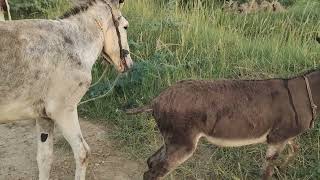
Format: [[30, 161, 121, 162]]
[[62, 16, 103, 70], [306, 70, 320, 110], [60, 2, 110, 70]]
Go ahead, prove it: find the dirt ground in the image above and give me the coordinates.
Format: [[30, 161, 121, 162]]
[[0, 119, 144, 180]]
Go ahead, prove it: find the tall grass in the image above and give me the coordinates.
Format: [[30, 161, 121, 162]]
[[80, 0, 320, 179]]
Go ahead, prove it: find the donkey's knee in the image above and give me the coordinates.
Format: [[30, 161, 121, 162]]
[[144, 162, 168, 180], [147, 145, 165, 169], [78, 138, 91, 166], [144, 142, 197, 180]]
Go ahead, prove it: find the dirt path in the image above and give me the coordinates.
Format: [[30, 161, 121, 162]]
[[0, 119, 144, 180]]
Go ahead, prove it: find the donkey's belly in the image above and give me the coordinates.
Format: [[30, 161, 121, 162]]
[[0, 101, 38, 123], [203, 131, 270, 147]]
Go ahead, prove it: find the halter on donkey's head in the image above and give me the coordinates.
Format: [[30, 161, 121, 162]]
[[96, 0, 129, 71]]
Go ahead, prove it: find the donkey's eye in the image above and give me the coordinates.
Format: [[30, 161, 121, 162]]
[[124, 26, 128, 30]]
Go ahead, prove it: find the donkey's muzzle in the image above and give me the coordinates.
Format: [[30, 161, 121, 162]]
[[120, 49, 133, 71], [121, 49, 130, 59]]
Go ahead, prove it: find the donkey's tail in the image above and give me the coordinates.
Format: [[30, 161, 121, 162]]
[[125, 105, 153, 115]]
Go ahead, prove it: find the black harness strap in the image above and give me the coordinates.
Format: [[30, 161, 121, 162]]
[[106, 3, 128, 70]]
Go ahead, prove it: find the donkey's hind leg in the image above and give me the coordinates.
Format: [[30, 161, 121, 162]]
[[263, 142, 287, 180], [50, 108, 90, 180], [36, 118, 54, 180], [144, 133, 200, 180]]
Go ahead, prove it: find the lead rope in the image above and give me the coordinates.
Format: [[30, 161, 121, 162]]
[[78, 6, 122, 106], [78, 74, 121, 106], [88, 18, 111, 89], [304, 76, 317, 128]]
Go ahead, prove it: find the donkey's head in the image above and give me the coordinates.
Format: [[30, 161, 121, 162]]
[[97, 0, 133, 73]]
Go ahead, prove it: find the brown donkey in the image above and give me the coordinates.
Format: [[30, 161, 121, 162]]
[[127, 69, 320, 180]]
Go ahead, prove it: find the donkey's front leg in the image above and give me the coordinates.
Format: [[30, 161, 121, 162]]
[[50, 108, 90, 180], [262, 142, 287, 180], [36, 118, 54, 180], [147, 145, 165, 169]]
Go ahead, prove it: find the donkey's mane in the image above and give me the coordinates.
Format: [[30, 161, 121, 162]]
[[60, 0, 100, 19], [270, 68, 319, 80], [289, 68, 320, 79], [238, 68, 320, 82]]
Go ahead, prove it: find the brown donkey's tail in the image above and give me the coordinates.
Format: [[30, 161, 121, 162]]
[[125, 105, 153, 115]]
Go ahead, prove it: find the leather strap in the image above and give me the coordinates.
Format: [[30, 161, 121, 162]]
[[304, 76, 317, 128]]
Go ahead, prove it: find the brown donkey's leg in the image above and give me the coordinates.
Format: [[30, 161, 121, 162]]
[[144, 134, 200, 180], [147, 145, 165, 169], [262, 142, 287, 180]]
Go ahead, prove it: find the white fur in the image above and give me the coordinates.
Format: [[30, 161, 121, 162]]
[[0, 1, 132, 180], [203, 131, 270, 147]]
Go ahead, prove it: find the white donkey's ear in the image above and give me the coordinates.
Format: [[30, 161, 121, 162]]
[[110, 0, 124, 5], [109, 0, 125, 8], [119, 0, 125, 8]]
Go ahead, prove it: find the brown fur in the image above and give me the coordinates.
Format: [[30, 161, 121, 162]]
[[0, 0, 6, 11], [128, 69, 320, 180]]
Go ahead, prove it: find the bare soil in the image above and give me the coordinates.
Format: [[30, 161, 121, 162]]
[[0, 119, 144, 180]]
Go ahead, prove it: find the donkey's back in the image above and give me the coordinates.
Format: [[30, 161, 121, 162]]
[[0, 19, 90, 122]]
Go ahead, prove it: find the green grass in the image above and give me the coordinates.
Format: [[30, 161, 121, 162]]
[[12, 0, 320, 179], [9, 0, 71, 19], [79, 0, 320, 179]]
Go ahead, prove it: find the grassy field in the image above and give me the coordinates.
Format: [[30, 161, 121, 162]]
[[79, 0, 320, 179], [10, 0, 320, 179]]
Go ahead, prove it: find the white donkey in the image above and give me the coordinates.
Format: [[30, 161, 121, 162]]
[[0, 0, 133, 179]]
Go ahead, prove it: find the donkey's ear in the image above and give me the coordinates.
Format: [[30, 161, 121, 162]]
[[110, 0, 125, 8], [111, 0, 124, 5]]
